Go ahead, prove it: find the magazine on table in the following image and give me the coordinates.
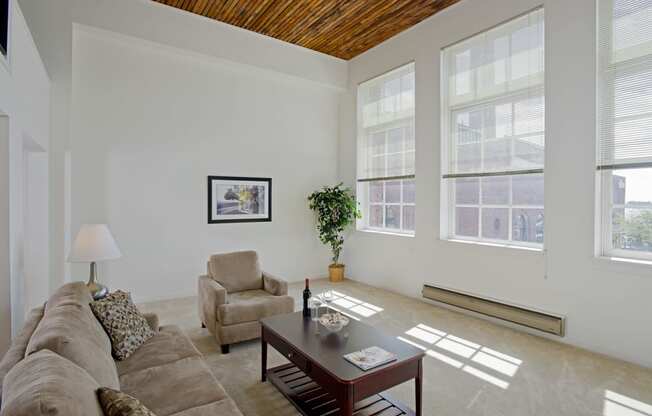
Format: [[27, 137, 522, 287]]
[[343, 346, 397, 371]]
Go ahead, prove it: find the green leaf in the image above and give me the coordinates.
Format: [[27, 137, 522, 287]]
[[307, 183, 362, 264]]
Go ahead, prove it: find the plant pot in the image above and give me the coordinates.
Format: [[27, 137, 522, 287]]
[[328, 264, 345, 282]]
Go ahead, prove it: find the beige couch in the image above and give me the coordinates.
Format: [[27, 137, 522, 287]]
[[0, 282, 243, 416], [198, 250, 294, 353]]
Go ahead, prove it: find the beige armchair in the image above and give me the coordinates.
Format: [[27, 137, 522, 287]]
[[198, 250, 294, 353]]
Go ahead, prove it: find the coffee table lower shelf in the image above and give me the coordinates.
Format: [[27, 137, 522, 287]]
[[267, 363, 415, 416]]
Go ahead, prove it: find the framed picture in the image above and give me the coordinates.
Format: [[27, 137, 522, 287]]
[[207, 176, 272, 224]]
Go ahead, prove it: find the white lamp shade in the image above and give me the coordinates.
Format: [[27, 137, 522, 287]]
[[68, 224, 122, 263]]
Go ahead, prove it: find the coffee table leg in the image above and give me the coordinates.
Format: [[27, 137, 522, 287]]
[[415, 358, 422, 416], [338, 385, 354, 416], [261, 328, 268, 382]]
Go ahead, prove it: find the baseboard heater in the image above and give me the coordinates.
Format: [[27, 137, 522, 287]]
[[422, 284, 565, 337]]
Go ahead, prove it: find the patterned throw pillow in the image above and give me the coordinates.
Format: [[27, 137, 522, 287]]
[[90, 291, 155, 360], [97, 387, 157, 416]]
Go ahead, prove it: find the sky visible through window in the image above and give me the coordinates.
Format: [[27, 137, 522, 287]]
[[618, 169, 652, 202]]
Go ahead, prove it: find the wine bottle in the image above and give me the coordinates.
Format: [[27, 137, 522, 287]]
[[302, 278, 311, 318]]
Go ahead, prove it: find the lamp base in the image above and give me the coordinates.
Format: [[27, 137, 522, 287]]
[[87, 281, 109, 300]]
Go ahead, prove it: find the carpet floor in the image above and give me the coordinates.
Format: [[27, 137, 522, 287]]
[[139, 279, 652, 416]]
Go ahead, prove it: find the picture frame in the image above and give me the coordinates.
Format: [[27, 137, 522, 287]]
[[207, 176, 272, 224]]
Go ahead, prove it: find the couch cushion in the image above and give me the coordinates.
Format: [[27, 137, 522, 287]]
[[44, 281, 94, 312], [116, 325, 201, 376], [97, 387, 157, 416], [168, 398, 243, 416], [142, 313, 160, 332], [119, 356, 228, 416], [218, 290, 294, 326], [38, 281, 112, 352], [0, 350, 103, 416], [26, 287, 119, 389], [209, 251, 263, 293], [0, 305, 44, 406], [91, 291, 155, 361]]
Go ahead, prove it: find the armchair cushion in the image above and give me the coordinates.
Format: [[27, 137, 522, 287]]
[[209, 251, 263, 293], [217, 290, 294, 326], [263, 271, 288, 296]]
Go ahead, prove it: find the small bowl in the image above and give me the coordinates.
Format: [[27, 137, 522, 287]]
[[319, 313, 350, 333]]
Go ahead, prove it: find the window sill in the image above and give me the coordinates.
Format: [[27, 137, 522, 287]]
[[592, 255, 652, 277], [357, 228, 415, 238], [596, 255, 652, 267], [442, 238, 543, 253]]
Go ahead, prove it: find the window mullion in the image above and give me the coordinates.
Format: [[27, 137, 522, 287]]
[[382, 182, 387, 229], [400, 180, 404, 232], [508, 175, 514, 243], [478, 177, 483, 238]]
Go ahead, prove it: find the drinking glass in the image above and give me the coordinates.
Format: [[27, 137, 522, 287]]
[[321, 290, 334, 309], [309, 299, 322, 322], [310, 298, 322, 335]]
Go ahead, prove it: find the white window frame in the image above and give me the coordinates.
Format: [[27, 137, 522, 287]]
[[597, 0, 652, 262], [447, 175, 544, 249], [440, 9, 545, 249], [599, 169, 652, 261], [366, 179, 416, 235], [357, 62, 416, 236]]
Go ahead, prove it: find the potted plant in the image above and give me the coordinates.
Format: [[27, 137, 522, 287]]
[[308, 183, 361, 282]]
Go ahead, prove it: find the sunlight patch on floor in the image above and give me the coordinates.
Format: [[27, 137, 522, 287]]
[[316, 290, 384, 319], [463, 366, 510, 389], [399, 324, 523, 389], [604, 390, 652, 416], [405, 327, 441, 344]]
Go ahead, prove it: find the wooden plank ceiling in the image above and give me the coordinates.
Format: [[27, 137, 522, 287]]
[[152, 0, 461, 60]]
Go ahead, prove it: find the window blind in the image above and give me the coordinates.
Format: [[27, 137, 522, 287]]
[[598, 0, 652, 171], [442, 9, 545, 180], [357, 63, 415, 183]]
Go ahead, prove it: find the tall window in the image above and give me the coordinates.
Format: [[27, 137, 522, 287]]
[[357, 63, 415, 235], [441, 9, 545, 248], [598, 0, 652, 260]]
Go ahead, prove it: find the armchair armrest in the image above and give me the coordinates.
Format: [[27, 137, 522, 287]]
[[142, 313, 159, 332], [263, 271, 288, 296], [198, 275, 227, 333]]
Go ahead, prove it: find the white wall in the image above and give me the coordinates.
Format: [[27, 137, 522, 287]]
[[23, 145, 49, 310], [0, 4, 50, 147], [18, 0, 347, 293], [0, 0, 50, 353], [70, 26, 339, 302], [339, 0, 652, 368]]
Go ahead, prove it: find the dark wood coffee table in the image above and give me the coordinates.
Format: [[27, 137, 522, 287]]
[[261, 311, 424, 416]]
